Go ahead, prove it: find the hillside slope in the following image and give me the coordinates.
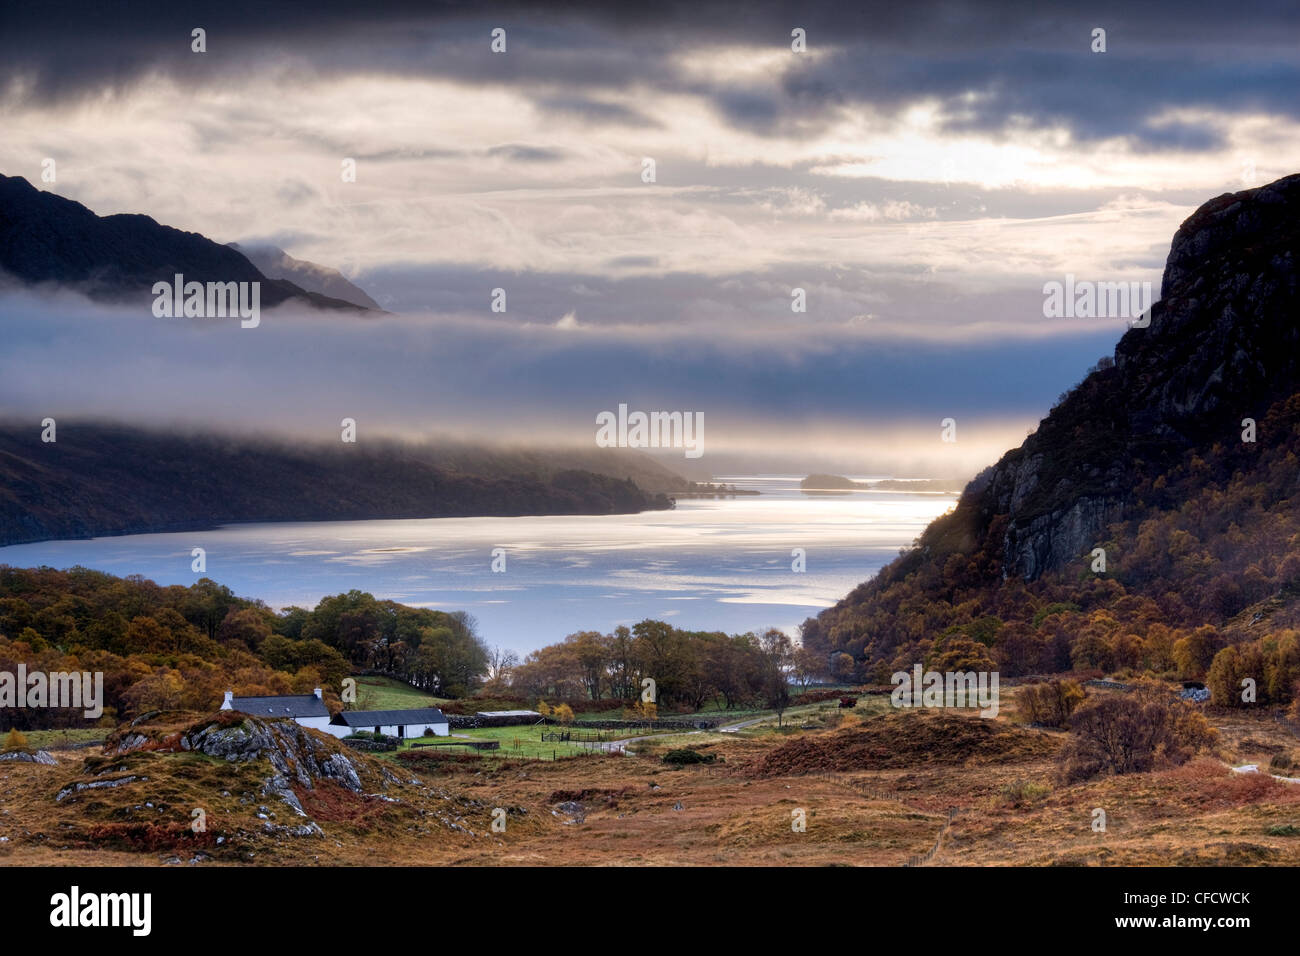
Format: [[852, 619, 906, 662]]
[[803, 173, 1300, 682], [0, 423, 675, 546], [0, 710, 515, 863], [0, 175, 369, 312]]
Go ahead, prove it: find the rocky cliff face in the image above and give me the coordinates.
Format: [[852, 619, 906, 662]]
[[980, 173, 1300, 580], [802, 173, 1300, 668]]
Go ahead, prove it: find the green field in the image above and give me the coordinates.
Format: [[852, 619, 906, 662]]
[[394, 725, 609, 760], [5, 727, 107, 750], [350, 676, 449, 711], [728, 695, 892, 735], [570, 686, 858, 724], [389, 722, 688, 761], [623, 697, 891, 756]]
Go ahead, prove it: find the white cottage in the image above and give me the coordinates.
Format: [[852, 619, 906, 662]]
[[324, 707, 450, 740], [221, 688, 333, 734]]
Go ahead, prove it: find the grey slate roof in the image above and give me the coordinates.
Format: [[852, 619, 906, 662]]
[[330, 707, 448, 727], [229, 694, 330, 719]]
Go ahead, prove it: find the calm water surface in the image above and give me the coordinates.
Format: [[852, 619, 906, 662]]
[[0, 476, 956, 656]]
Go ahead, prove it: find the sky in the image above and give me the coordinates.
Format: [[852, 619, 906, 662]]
[[2, 0, 1297, 476]]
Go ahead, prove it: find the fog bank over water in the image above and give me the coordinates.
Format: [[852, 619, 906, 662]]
[[0, 289, 1113, 478]]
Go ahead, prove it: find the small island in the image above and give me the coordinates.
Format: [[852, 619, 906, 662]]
[[800, 473, 861, 492], [800, 474, 965, 494], [672, 481, 761, 499]]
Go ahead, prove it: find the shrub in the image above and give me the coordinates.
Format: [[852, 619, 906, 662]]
[[1266, 824, 1300, 837], [1058, 683, 1217, 783], [625, 700, 658, 722], [998, 780, 1051, 807], [423, 727, 436, 737], [1017, 680, 1086, 728], [3, 728, 28, 751], [1269, 753, 1296, 774], [661, 748, 717, 765]]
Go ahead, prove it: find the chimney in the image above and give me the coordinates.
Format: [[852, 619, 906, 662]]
[[221, 691, 233, 710], [313, 687, 322, 700]]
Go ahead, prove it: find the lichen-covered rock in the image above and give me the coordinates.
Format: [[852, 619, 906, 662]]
[[56, 774, 140, 802], [181, 715, 366, 793], [0, 750, 57, 765]]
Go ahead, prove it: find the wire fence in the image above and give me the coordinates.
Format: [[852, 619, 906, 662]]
[[904, 807, 963, 867]]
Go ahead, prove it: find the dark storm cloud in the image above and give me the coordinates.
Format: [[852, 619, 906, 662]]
[[4, 1, 1299, 152], [534, 95, 661, 128]]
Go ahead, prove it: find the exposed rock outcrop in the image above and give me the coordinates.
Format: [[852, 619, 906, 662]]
[[805, 172, 1300, 661], [0, 749, 57, 765], [982, 173, 1300, 579], [180, 716, 366, 794]]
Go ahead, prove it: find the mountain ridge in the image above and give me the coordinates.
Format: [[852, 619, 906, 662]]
[[0, 422, 681, 548], [228, 241, 382, 311], [802, 172, 1300, 680], [0, 175, 372, 313]]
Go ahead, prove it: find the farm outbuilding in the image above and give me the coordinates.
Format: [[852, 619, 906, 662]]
[[222, 688, 333, 734], [325, 707, 449, 740]]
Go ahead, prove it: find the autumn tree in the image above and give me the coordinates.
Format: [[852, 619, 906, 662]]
[[831, 651, 856, 682], [1017, 679, 1085, 728], [1172, 626, 1219, 680], [993, 621, 1048, 677], [928, 636, 996, 674], [484, 645, 519, 694], [1206, 643, 1266, 707], [792, 645, 825, 689], [759, 628, 794, 726]]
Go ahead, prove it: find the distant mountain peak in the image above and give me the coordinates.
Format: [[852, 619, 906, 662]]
[[228, 241, 382, 311]]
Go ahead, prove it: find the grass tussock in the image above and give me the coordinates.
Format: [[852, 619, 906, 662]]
[[746, 711, 1058, 777]]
